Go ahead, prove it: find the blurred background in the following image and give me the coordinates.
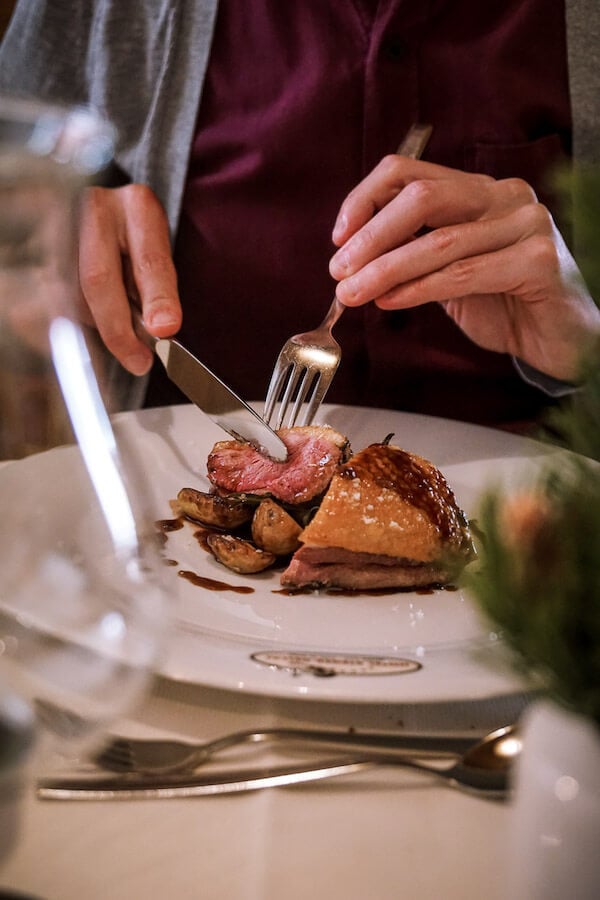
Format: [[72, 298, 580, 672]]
[[0, 2, 14, 39]]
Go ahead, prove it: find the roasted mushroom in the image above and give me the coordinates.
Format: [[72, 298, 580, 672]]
[[252, 499, 302, 555], [206, 533, 276, 574], [177, 487, 253, 529]]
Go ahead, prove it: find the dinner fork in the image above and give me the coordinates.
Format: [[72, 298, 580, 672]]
[[263, 122, 433, 430], [94, 725, 475, 776]]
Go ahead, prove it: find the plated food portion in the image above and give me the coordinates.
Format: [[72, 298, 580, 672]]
[[173, 425, 474, 593]]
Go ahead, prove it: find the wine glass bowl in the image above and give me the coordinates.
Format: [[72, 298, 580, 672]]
[[0, 439, 166, 754], [0, 95, 167, 764]]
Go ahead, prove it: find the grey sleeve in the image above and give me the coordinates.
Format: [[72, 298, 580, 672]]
[[0, 0, 219, 237], [513, 358, 576, 397], [0, 2, 95, 105]]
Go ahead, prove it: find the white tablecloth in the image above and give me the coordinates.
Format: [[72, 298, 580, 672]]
[[0, 676, 531, 900]]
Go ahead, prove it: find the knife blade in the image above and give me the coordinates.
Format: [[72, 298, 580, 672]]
[[37, 756, 379, 800], [132, 307, 288, 461]]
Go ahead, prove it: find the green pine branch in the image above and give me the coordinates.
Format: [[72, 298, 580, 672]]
[[466, 463, 600, 724], [465, 168, 600, 724]]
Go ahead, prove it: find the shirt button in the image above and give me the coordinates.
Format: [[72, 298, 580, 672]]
[[384, 37, 408, 61]]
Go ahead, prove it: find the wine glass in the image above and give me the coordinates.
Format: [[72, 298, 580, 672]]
[[0, 96, 167, 777]]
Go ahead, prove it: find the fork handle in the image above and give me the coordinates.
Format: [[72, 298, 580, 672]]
[[322, 295, 346, 332], [324, 128, 431, 335], [397, 123, 432, 159], [327, 126, 431, 330]]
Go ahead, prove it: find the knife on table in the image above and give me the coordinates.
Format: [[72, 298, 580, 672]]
[[37, 733, 482, 800], [131, 306, 288, 461], [37, 757, 378, 800]]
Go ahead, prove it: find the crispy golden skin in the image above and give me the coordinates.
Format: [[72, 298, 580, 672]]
[[298, 443, 471, 564]]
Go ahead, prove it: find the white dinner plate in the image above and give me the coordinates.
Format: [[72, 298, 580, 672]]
[[2, 403, 562, 704], [111, 402, 565, 704]]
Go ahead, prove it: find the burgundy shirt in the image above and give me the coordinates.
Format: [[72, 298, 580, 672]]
[[146, 0, 572, 430]]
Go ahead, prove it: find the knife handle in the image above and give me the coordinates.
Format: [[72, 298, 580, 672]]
[[130, 302, 158, 350]]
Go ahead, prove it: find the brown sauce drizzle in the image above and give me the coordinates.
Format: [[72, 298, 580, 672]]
[[178, 570, 254, 594], [158, 513, 255, 593], [156, 516, 185, 533], [193, 528, 213, 552]]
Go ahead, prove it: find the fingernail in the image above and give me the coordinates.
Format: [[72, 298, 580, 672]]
[[338, 277, 358, 302], [330, 249, 350, 277], [332, 214, 348, 243], [147, 309, 178, 329]]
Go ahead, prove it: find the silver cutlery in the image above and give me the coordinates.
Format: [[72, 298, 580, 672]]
[[37, 725, 518, 801], [263, 122, 432, 430], [92, 726, 481, 776], [263, 295, 345, 430], [131, 305, 287, 460]]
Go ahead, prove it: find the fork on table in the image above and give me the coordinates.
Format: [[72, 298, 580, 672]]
[[263, 122, 432, 431], [93, 725, 475, 776]]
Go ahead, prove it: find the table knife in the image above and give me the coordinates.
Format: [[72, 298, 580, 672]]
[[37, 749, 508, 801], [38, 756, 381, 800], [132, 307, 287, 461]]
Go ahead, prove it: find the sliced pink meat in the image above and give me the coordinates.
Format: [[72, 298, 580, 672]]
[[207, 426, 348, 505]]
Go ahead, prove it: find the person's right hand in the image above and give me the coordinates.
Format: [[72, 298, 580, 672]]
[[329, 156, 600, 383], [78, 184, 182, 375]]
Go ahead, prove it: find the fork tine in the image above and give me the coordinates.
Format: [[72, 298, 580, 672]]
[[282, 369, 320, 429], [263, 365, 290, 426], [272, 364, 307, 430], [264, 303, 344, 431], [299, 371, 335, 426], [95, 738, 135, 771], [266, 356, 340, 430]]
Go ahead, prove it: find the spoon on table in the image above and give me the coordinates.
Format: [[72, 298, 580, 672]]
[[36, 725, 520, 800]]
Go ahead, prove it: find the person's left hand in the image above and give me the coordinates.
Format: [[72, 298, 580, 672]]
[[329, 155, 600, 382]]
